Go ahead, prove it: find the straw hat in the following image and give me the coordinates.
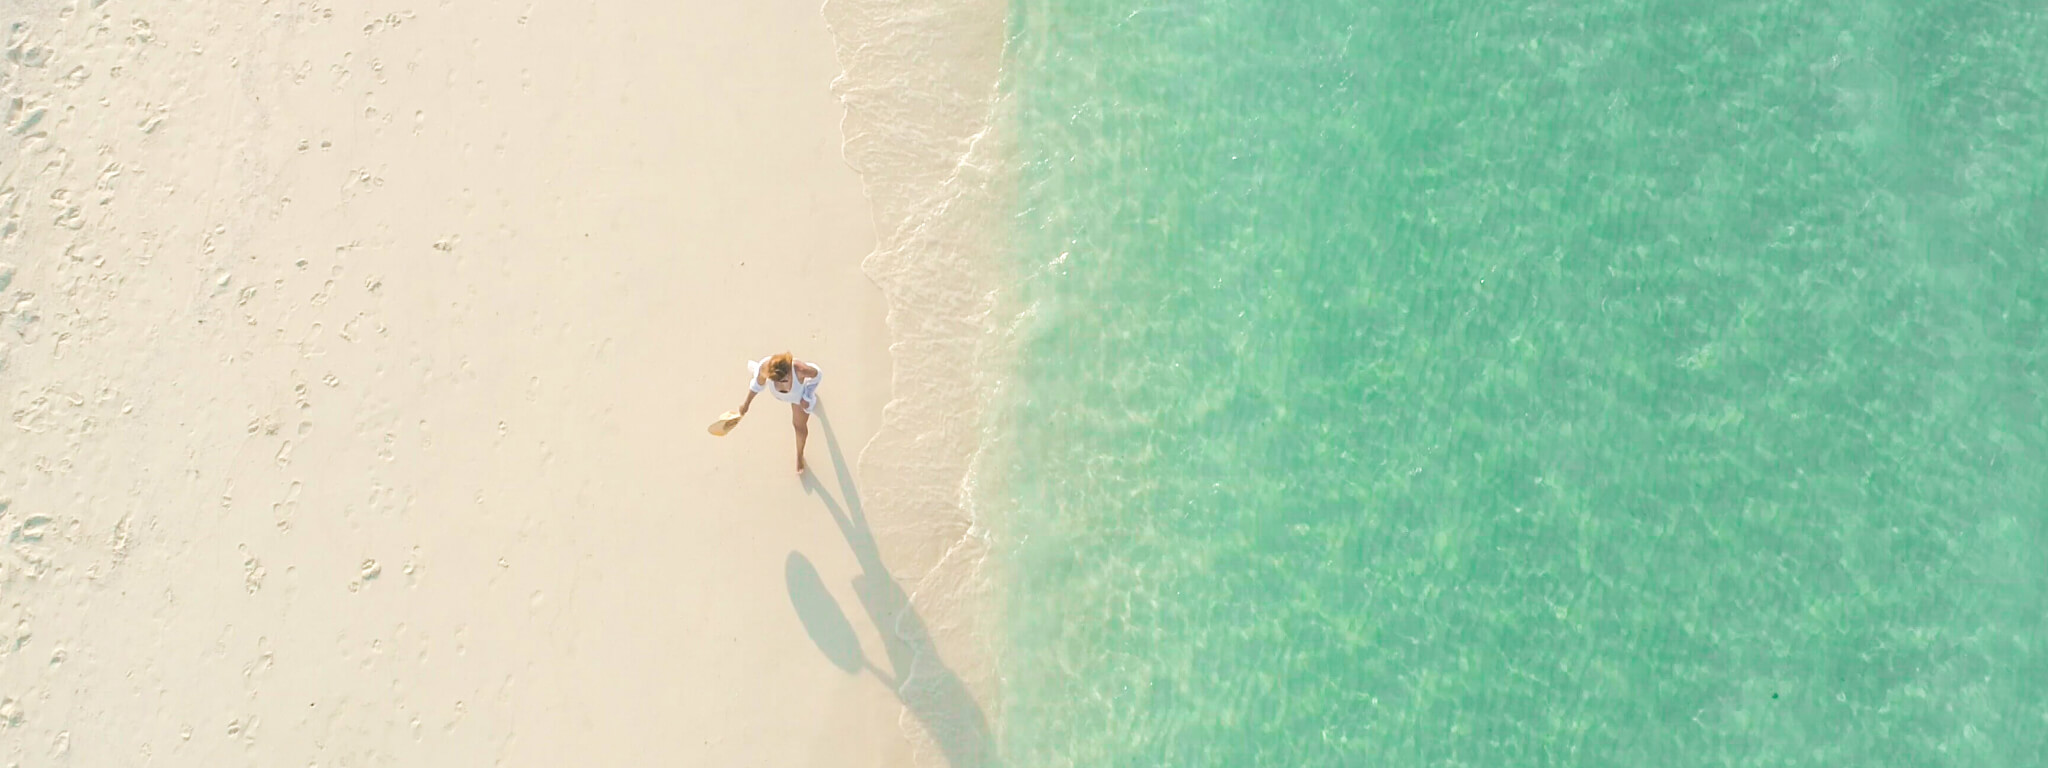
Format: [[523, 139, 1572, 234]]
[[706, 411, 743, 436]]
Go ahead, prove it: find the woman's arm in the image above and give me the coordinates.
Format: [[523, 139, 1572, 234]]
[[740, 368, 766, 414]]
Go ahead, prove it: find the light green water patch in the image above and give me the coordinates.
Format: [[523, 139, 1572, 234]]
[[995, 0, 2048, 765]]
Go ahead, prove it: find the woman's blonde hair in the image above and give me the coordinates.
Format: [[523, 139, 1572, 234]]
[[764, 352, 794, 381]]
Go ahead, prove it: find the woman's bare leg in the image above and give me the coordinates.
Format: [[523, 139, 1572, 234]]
[[791, 403, 811, 473]]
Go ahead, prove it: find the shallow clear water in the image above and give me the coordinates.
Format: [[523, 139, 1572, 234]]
[[995, 1, 2048, 765]]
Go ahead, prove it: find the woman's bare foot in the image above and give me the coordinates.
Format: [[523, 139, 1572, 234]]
[[796, 456, 808, 474]]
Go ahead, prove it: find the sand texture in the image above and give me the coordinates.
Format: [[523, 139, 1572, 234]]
[[0, 0, 988, 764]]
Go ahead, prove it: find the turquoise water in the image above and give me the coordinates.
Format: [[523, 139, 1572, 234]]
[[995, 1, 2047, 765]]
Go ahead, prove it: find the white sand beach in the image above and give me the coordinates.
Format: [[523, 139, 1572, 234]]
[[1, 0, 1001, 765]]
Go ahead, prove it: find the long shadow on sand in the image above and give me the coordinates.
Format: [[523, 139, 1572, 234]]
[[785, 408, 995, 767]]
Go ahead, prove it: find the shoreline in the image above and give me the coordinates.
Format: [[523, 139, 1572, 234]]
[[822, 0, 1016, 762]]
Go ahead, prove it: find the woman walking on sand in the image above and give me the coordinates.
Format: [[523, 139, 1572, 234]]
[[736, 352, 823, 472]]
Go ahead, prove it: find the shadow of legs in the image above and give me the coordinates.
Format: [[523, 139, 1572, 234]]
[[784, 551, 871, 675], [789, 409, 996, 767]]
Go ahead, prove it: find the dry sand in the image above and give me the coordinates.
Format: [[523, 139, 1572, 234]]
[[1, 0, 1000, 765]]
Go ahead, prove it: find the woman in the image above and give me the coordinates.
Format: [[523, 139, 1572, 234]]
[[738, 352, 823, 473]]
